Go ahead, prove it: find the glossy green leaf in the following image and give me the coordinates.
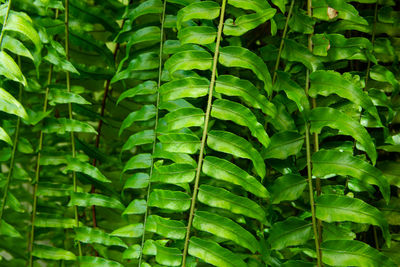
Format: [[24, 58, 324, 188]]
[[202, 156, 269, 198], [0, 220, 22, 238], [65, 157, 111, 183], [123, 199, 147, 215], [148, 189, 191, 211], [176, 1, 220, 29], [41, 118, 97, 134], [1, 35, 33, 61], [312, 150, 390, 203], [123, 153, 152, 173], [261, 131, 304, 159], [0, 127, 12, 145], [282, 39, 322, 72], [211, 99, 270, 147], [178, 26, 217, 45], [321, 240, 396, 267], [224, 9, 276, 36], [0, 88, 28, 119], [162, 107, 204, 130], [207, 130, 265, 178], [158, 133, 201, 154], [119, 105, 156, 135], [309, 107, 377, 164], [198, 185, 266, 222], [152, 163, 196, 184], [316, 194, 390, 247], [126, 0, 163, 21], [146, 215, 186, 239], [188, 237, 246, 267], [193, 211, 260, 252], [69, 192, 124, 210], [111, 223, 144, 238], [75, 226, 127, 248], [269, 174, 307, 204], [122, 130, 155, 152], [268, 217, 313, 250], [117, 81, 157, 104], [34, 215, 76, 228], [219, 46, 272, 95], [78, 256, 123, 267], [164, 50, 213, 74], [32, 245, 76, 261], [154, 243, 182, 266], [228, 0, 271, 12], [0, 51, 26, 85], [160, 77, 209, 102]]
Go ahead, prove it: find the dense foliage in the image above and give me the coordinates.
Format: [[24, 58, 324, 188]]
[[0, 0, 399, 266]]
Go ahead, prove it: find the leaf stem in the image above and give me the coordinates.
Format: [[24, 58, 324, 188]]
[[306, 0, 322, 265], [181, 0, 227, 265], [65, 0, 82, 256], [0, 0, 12, 47], [364, 2, 378, 89], [272, 0, 295, 85]]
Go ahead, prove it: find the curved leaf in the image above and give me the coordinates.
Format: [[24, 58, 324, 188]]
[[0, 51, 26, 85], [176, 1, 220, 29], [158, 133, 201, 154], [269, 174, 307, 204], [164, 50, 213, 74], [75, 227, 127, 248], [69, 192, 124, 210], [162, 107, 204, 131], [224, 9, 276, 36], [261, 131, 304, 159], [146, 215, 186, 239], [178, 26, 217, 45], [0, 88, 28, 119], [78, 256, 123, 267], [159, 77, 209, 102], [119, 105, 156, 135], [148, 189, 191, 211], [152, 163, 196, 184], [117, 81, 157, 104], [32, 245, 76, 261]]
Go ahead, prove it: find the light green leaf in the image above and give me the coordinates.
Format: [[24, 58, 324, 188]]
[[322, 223, 356, 241], [224, 9, 276, 36], [176, 1, 220, 29], [164, 50, 213, 75], [126, 26, 161, 46], [126, 0, 163, 21], [119, 105, 156, 135], [193, 211, 260, 253], [202, 156, 269, 198], [269, 174, 307, 204], [75, 226, 127, 248], [178, 26, 217, 45], [65, 157, 111, 183], [282, 39, 322, 72], [158, 133, 201, 154], [313, 0, 368, 25], [34, 214, 76, 228], [44, 46, 79, 74], [261, 131, 304, 159], [309, 107, 377, 165], [32, 245, 76, 261], [123, 199, 147, 215], [0, 127, 12, 145], [122, 130, 155, 152], [207, 130, 266, 178], [0, 219, 22, 238], [211, 99, 270, 148], [215, 75, 276, 117], [146, 215, 186, 239], [49, 89, 90, 105], [111, 223, 143, 238], [312, 150, 390, 203], [160, 77, 209, 102], [69, 192, 125, 210], [123, 153, 152, 173], [41, 118, 97, 134], [148, 189, 191, 211], [154, 243, 182, 266], [152, 163, 196, 184], [309, 70, 381, 123], [321, 240, 396, 267], [123, 173, 149, 190], [162, 107, 204, 131], [188, 237, 246, 267], [0, 51, 26, 85], [268, 217, 313, 250], [1, 35, 33, 61], [0, 87, 28, 119], [78, 256, 123, 267], [227, 0, 271, 12], [123, 244, 141, 260], [117, 81, 157, 104], [219, 46, 272, 95], [316, 194, 390, 247], [198, 185, 267, 222]]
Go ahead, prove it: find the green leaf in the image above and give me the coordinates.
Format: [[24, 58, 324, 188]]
[[123, 199, 147, 215], [69, 192, 125, 210], [41, 118, 97, 134], [44, 46, 79, 74], [117, 81, 157, 105], [313, 0, 368, 25], [164, 50, 213, 75], [162, 107, 204, 131], [122, 130, 155, 152], [146, 215, 186, 239], [321, 240, 396, 267], [119, 105, 156, 135], [125, 26, 161, 47], [78, 256, 123, 267], [0, 127, 12, 145], [268, 217, 313, 250], [315, 194, 390, 247], [152, 163, 196, 184], [309, 70, 381, 123], [219, 46, 272, 95], [188, 237, 246, 267], [312, 150, 390, 203], [123, 173, 149, 190], [198, 185, 267, 223], [125, 0, 163, 21], [282, 39, 322, 72], [193, 211, 260, 252], [0, 220, 22, 238], [288, 9, 316, 34], [178, 26, 217, 45], [110, 223, 144, 238], [309, 107, 377, 164], [158, 133, 201, 154], [228, 0, 271, 13], [202, 156, 269, 198], [0, 51, 26, 85], [75, 226, 127, 248], [160, 77, 209, 102], [123, 244, 141, 260], [224, 9, 276, 36], [49, 89, 90, 105], [1, 35, 33, 61], [32, 245, 76, 261], [123, 153, 152, 173], [148, 189, 191, 211], [65, 157, 111, 183], [211, 99, 270, 148], [215, 75, 276, 117], [154, 243, 182, 266], [207, 130, 266, 178], [322, 223, 356, 241], [261, 131, 304, 159], [176, 1, 220, 29], [269, 174, 307, 204], [34, 214, 76, 228], [0, 88, 28, 119]]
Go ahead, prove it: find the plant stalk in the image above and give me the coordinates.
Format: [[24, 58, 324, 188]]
[[0, 0, 12, 47], [138, 1, 167, 265], [181, 0, 227, 265], [65, 0, 82, 256], [364, 2, 378, 89]]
